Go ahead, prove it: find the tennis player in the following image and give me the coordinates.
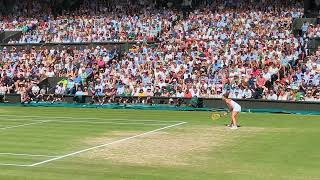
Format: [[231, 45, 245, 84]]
[[222, 93, 241, 129]]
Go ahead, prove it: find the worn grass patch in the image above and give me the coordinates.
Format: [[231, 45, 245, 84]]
[[82, 126, 270, 167]]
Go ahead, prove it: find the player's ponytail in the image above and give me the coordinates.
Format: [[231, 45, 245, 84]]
[[223, 92, 229, 99]]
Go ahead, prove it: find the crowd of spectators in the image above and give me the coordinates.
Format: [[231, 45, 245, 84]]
[[0, 0, 50, 32], [5, 0, 171, 43], [0, 0, 319, 103]]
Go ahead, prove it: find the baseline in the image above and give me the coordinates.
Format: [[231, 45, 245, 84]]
[[0, 153, 58, 158], [0, 121, 52, 131], [0, 163, 32, 167], [0, 114, 184, 123]]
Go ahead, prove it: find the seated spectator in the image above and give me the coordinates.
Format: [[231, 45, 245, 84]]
[[74, 88, 86, 103], [47, 83, 65, 103], [304, 90, 315, 101], [266, 90, 278, 101], [0, 83, 7, 102], [28, 82, 40, 102]]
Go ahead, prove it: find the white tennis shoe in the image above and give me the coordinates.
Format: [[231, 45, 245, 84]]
[[230, 125, 238, 130]]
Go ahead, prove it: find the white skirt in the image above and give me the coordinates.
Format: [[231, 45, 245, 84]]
[[233, 105, 241, 112]]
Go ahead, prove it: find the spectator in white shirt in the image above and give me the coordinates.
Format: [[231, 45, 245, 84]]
[[304, 91, 315, 101], [0, 83, 7, 102], [242, 87, 252, 99], [266, 90, 278, 100], [176, 89, 184, 98], [262, 68, 272, 81], [314, 93, 320, 102]]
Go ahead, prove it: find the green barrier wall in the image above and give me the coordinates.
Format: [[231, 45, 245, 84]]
[[1, 94, 319, 115]]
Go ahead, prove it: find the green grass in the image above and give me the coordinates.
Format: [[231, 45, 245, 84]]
[[0, 106, 319, 179]]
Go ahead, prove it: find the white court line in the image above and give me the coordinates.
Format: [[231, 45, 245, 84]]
[[0, 121, 51, 131], [1, 118, 173, 126], [23, 120, 171, 126], [0, 163, 32, 167], [0, 114, 184, 123], [0, 153, 58, 158], [29, 121, 187, 167]]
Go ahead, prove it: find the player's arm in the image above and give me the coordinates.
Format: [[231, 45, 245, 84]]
[[226, 99, 233, 111]]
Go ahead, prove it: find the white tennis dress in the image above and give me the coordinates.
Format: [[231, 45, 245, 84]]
[[230, 100, 241, 112]]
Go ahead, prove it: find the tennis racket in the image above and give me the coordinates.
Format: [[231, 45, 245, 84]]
[[211, 112, 227, 121]]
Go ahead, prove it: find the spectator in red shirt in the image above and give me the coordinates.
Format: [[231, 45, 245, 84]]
[[256, 74, 266, 88], [184, 89, 192, 98]]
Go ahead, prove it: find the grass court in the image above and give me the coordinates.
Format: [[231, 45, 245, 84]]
[[0, 106, 319, 180]]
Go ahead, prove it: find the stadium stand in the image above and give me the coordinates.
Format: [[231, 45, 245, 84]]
[[0, 0, 319, 104]]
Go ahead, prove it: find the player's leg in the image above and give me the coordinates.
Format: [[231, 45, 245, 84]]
[[228, 115, 234, 127], [225, 111, 233, 127], [230, 111, 238, 129]]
